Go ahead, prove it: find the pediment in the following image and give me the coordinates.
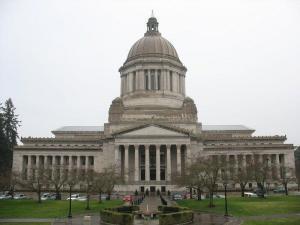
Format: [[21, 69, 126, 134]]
[[117, 125, 188, 137]]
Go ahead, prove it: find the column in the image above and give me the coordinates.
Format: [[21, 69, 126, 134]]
[[28, 155, 32, 178], [145, 145, 150, 181], [177, 145, 181, 175], [115, 146, 119, 165], [276, 154, 281, 178], [85, 156, 88, 171], [156, 146, 160, 181], [166, 145, 171, 181], [242, 155, 246, 168], [186, 145, 191, 165], [77, 156, 80, 169], [36, 155, 40, 169], [124, 145, 129, 181], [135, 145, 139, 182]]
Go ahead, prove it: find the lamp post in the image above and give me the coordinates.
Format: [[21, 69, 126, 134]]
[[68, 184, 72, 218], [223, 182, 228, 217]]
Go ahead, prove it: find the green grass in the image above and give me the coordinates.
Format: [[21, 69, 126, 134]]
[[0, 223, 51, 225], [0, 200, 122, 218], [177, 196, 300, 216], [242, 217, 300, 225]]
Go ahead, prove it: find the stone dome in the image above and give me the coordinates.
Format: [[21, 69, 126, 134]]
[[125, 16, 181, 63]]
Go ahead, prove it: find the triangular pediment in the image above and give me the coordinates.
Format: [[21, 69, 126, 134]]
[[116, 124, 189, 137]]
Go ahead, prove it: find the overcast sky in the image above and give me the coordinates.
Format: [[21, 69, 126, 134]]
[[0, 0, 299, 145]]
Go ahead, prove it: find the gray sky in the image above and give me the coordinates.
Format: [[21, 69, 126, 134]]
[[0, 0, 299, 145]]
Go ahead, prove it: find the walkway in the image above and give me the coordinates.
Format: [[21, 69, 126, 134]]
[[139, 196, 161, 213]]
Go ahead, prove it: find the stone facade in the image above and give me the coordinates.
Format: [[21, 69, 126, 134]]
[[13, 16, 295, 193]]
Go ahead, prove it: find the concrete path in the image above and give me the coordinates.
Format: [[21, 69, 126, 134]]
[[139, 196, 161, 213], [0, 218, 54, 223]]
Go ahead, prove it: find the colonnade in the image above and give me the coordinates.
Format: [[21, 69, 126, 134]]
[[115, 144, 190, 182], [21, 155, 94, 179]]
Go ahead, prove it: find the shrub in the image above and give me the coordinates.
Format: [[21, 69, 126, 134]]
[[100, 205, 139, 225], [158, 206, 193, 225], [159, 211, 193, 225], [100, 209, 134, 225]]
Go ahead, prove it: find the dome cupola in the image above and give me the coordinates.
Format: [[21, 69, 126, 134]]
[[119, 15, 187, 109]]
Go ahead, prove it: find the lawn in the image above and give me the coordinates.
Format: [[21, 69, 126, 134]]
[[177, 196, 300, 217], [0, 200, 122, 218], [0, 223, 51, 225], [242, 217, 300, 225]]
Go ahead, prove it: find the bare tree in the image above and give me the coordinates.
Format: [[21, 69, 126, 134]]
[[80, 169, 94, 210], [20, 168, 48, 203], [103, 165, 122, 200], [279, 165, 295, 195], [93, 171, 108, 203], [45, 165, 68, 200], [248, 158, 271, 198], [232, 163, 252, 197], [0, 170, 21, 198]]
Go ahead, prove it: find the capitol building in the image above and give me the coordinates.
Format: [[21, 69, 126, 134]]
[[13, 16, 295, 192]]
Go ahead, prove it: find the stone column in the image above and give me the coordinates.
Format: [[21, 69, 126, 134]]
[[36, 155, 40, 169], [166, 145, 171, 181], [77, 156, 80, 169], [124, 145, 129, 182], [242, 155, 246, 168], [276, 154, 281, 178], [177, 145, 181, 175], [135, 145, 139, 182], [115, 146, 119, 165], [28, 155, 32, 178], [145, 145, 150, 181], [186, 145, 191, 166], [156, 146, 160, 181]]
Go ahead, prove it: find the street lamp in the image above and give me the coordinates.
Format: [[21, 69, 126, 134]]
[[223, 181, 229, 217], [68, 184, 72, 218]]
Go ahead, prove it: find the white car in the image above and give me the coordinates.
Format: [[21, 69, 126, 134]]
[[244, 192, 257, 197], [77, 196, 87, 201], [14, 193, 28, 200], [0, 193, 12, 200], [67, 194, 81, 200], [41, 193, 56, 200]]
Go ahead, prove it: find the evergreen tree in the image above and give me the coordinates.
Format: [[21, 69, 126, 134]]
[[0, 107, 8, 174], [0, 99, 21, 173]]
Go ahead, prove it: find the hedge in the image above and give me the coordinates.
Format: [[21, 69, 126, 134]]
[[100, 205, 139, 225], [158, 206, 193, 225], [159, 211, 193, 225]]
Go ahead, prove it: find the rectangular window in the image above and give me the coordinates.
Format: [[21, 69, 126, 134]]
[[132, 72, 136, 91], [157, 70, 161, 90], [144, 70, 149, 90], [150, 69, 155, 90], [169, 71, 173, 91]]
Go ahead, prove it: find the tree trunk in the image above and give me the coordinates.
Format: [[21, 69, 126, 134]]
[[209, 191, 214, 208], [197, 188, 201, 201], [189, 187, 192, 199], [86, 193, 90, 210], [38, 189, 41, 203], [98, 192, 102, 203], [284, 183, 288, 196], [55, 189, 60, 200], [240, 184, 245, 197]]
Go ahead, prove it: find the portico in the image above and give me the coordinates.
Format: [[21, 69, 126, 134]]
[[115, 144, 188, 183]]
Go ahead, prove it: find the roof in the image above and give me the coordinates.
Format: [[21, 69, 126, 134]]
[[53, 126, 104, 132], [202, 125, 254, 131]]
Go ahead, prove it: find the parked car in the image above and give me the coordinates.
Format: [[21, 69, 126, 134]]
[[66, 194, 81, 200], [41, 193, 56, 200], [77, 196, 87, 201], [14, 193, 29, 200], [0, 193, 12, 200], [122, 195, 133, 202], [273, 187, 285, 193], [244, 192, 257, 197], [172, 193, 183, 200]]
